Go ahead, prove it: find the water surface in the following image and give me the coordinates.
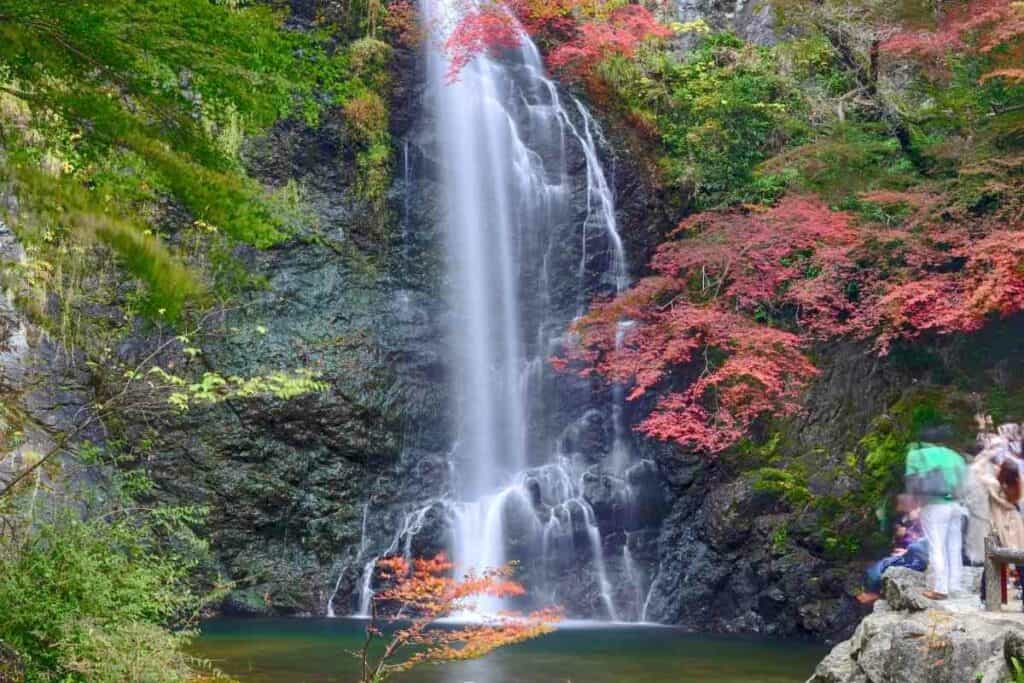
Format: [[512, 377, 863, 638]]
[[192, 618, 826, 683]]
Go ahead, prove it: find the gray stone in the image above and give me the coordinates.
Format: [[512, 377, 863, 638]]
[[808, 606, 1024, 683], [1004, 628, 1024, 663], [881, 567, 932, 612], [808, 639, 868, 683]]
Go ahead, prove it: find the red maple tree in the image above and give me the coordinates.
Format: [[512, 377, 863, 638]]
[[443, 0, 671, 85], [881, 0, 1024, 82], [357, 553, 560, 682], [545, 5, 673, 82], [444, 3, 523, 82], [557, 192, 1024, 454]]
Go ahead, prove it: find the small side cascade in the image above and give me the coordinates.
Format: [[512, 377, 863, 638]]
[[582, 502, 619, 621], [572, 98, 627, 295], [608, 321, 635, 475], [359, 502, 370, 556], [326, 502, 371, 618], [401, 139, 413, 259], [326, 500, 443, 618], [325, 567, 346, 618], [640, 563, 662, 623], [622, 537, 646, 621], [355, 557, 377, 617]]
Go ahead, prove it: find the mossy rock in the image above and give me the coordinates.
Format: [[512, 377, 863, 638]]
[[222, 587, 275, 617]]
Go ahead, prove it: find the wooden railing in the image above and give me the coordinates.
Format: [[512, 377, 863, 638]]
[[984, 535, 1024, 611]]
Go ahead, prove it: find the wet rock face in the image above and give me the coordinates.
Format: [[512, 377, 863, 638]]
[[108, 48, 455, 615], [560, 409, 610, 461], [676, 0, 775, 45], [638, 343, 903, 640], [641, 475, 857, 639]]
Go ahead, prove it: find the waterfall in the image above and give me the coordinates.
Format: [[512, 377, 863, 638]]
[[419, 0, 633, 618], [583, 502, 619, 621], [336, 0, 642, 621], [325, 502, 371, 618], [325, 568, 345, 618]]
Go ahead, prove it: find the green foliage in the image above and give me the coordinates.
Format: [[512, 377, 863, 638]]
[[757, 123, 920, 203], [0, 0, 340, 238], [820, 532, 861, 559], [985, 385, 1024, 425], [775, 35, 854, 96], [752, 466, 812, 507], [348, 38, 394, 92], [597, 11, 1022, 212], [0, 510, 207, 681], [146, 366, 328, 412], [816, 390, 971, 552], [53, 620, 199, 683], [0, 0, 390, 327], [0, 435, 224, 682], [341, 38, 394, 206], [1, 161, 204, 320], [601, 33, 807, 207], [860, 393, 951, 505], [770, 524, 789, 554], [1011, 655, 1024, 683], [912, 53, 1024, 157], [743, 391, 964, 559], [357, 140, 393, 203]]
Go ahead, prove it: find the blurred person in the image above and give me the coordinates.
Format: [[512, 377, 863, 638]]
[[857, 501, 927, 604], [977, 459, 1024, 608], [906, 439, 967, 600]]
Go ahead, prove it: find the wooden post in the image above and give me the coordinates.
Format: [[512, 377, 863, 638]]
[[986, 535, 1002, 612]]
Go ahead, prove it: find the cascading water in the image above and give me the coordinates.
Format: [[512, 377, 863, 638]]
[[342, 0, 656, 622], [425, 1, 638, 615]]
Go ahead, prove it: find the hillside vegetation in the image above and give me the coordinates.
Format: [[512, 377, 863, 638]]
[[0, 1, 396, 679], [0, 0, 1022, 677]]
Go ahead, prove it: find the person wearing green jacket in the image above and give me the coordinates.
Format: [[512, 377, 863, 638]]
[[905, 441, 968, 600]]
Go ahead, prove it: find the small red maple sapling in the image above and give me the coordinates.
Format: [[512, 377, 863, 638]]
[[357, 553, 561, 683]]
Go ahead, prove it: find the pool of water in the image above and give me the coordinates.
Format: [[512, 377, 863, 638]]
[[192, 618, 826, 683]]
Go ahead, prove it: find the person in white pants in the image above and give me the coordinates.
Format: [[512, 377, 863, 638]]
[[921, 500, 964, 599]]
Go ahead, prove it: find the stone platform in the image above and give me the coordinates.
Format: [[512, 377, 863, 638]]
[[808, 566, 1024, 683]]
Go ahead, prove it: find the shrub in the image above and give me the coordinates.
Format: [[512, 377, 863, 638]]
[[344, 92, 389, 142], [54, 621, 197, 683], [0, 508, 209, 682]]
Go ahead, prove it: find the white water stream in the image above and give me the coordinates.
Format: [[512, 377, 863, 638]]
[[337, 0, 651, 622]]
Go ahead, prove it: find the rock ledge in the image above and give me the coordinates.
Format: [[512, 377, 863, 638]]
[[808, 568, 1024, 683]]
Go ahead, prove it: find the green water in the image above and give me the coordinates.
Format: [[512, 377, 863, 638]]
[[192, 618, 826, 683]]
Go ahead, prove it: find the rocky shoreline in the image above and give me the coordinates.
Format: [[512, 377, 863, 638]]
[[809, 567, 1024, 683]]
